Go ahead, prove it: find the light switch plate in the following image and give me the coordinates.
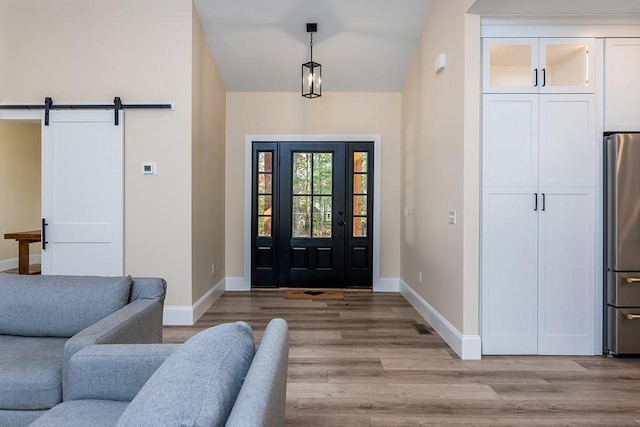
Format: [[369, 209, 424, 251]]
[[448, 210, 456, 225]]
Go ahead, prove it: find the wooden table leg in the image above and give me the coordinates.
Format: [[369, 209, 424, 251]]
[[18, 240, 30, 275]]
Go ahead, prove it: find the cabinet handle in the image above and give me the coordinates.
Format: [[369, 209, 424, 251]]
[[534, 69, 538, 87], [542, 68, 546, 87], [534, 193, 538, 211], [626, 314, 640, 320], [626, 278, 640, 284], [541, 193, 546, 211]]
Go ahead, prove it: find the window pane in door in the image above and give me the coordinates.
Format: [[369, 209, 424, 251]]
[[258, 173, 272, 194], [257, 195, 272, 215], [258, 217, 272, 237], [353, 217, 367, 238], [313, 196, 332, 238], [353, 196, 367, 216], [545, 44, 588, 87], [354, 152, 368, 173], [293, 153, 312, 194], [353, 174, 367, 194], [313, 153, 333, 194], [258, 152, 273, 172], [292, 195, 311, 237]]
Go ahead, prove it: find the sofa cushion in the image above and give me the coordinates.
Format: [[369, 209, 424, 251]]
[[0, 335, 67, 410], [116, 322, 256, 427], [0, 274, 132, 337], [30, 400, 129, 427]]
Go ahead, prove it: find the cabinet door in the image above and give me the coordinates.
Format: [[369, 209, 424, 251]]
[[483, 95, 538, 187], [483, 38, 538, 94], [604, 39, 640, 131], [482, 188, 538, 355], [539, 38, 595, 94], [537, 189, 595, 355], [539, 95, 595, 188]]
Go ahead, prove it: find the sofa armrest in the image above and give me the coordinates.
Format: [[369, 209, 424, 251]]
[[65, 344, 179, 402], [63, 298, 164, 399], [226, 318, 289, 427]]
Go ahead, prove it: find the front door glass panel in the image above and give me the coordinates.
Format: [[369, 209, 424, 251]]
[[353, 152, 368, 237], [292, 152, 333, 238], [257, 151, 273, 237]]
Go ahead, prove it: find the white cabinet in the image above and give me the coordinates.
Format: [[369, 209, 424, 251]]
[[481, 94, 596, 355], [538, 190, 595, 355], [484, 38, 595, 94], [604, 38, 640, 131]]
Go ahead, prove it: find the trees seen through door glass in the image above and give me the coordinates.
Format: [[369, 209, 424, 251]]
[[292, 152, 333, 238], [353, 152, 368, 237], [257, 151, 273, 237]]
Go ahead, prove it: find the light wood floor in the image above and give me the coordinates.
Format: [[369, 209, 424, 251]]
[[163, 291, 640, 426]]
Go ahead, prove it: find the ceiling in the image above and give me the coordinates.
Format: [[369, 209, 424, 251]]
[[192, 0, 432, 93], [193, 0, 640, 93]]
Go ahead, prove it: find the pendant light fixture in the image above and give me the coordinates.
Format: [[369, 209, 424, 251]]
[[302, 23, 321, 98]]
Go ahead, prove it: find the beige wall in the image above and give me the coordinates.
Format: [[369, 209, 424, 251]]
[[0, 0, 194, 306], [191, 4, 226, 304], [400, 0, 479, 334], [225, 92, 402, 280], [0, 122, 41, 263]]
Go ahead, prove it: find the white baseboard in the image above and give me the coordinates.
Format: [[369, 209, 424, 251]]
[[225, 276, 250, 291], [374, 277, 400, 292], [0, 254, 42, 272], [400, 280, 481, 360], [163, 278, 225, 326]]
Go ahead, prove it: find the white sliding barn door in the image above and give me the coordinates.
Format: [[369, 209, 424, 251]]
[[41, 110, 124, 276]]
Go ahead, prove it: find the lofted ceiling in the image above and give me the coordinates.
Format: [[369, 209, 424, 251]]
[[192, 0, 432, 93]]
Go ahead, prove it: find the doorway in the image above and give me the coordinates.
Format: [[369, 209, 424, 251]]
[[0, 121, 41, 274], [251, 141, 374, 288], [0, 109, 124, 276]]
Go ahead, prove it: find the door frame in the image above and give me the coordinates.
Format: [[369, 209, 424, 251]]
[[241, 134, 384, 291]]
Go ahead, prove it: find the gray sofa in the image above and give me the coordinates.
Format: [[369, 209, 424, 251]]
[[30, 318, 289, 427], [0, 274, 167, 427]]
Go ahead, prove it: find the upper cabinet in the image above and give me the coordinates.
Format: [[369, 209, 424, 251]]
[[604, 39, 640, 132], [483, 38, 595, 94]]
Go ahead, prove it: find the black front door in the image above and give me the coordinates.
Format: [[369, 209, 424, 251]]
[[252, 141, 373, 289]]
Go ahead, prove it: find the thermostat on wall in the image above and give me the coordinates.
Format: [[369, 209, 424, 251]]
[[142, 162, 156, 175]]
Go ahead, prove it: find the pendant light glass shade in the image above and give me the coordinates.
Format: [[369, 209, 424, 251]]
[[302, 23, 321, 98]]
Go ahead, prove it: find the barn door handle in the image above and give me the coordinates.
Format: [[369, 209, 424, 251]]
[[41, 218, 48, 250]]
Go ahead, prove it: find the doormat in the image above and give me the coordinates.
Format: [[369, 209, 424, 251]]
[[284, 290, 344, 300]]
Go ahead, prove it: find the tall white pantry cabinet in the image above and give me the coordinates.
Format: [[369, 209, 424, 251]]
[[481, 38, 597, 355]]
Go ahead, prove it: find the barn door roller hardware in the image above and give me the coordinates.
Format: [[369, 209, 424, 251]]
[[0, 97, 174, 126]]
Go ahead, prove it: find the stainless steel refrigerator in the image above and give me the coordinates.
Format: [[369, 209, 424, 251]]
[[605, 133, 640, 355]]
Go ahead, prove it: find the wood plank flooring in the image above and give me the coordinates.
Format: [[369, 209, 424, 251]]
[[163, 291, 640, 426]]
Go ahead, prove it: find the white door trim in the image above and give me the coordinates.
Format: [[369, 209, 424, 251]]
[[237, 134, 386, 291]]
